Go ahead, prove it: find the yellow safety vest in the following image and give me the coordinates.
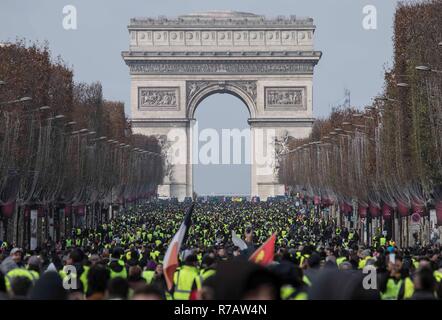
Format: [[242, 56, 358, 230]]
[[165, 291, 173, 300], [380, 237, 387, 246], [303, 275, 311, 287], [142, 270, 155, 284], [336, 257, 347, 266], [381, 278, 403, 300], [281, 285, 308, 300], [5, 268, 37, 292], [412, 259, 419, 270], [29, 270, 40, 281], [153, 250, 160, 261], [80, 265, 90, 293], [172, 265, 199, 300], [59, 269, 67, 279], [434, 270, 442, 283], [358, 256, 372, 269], [198, 268, 216, 286], [300, 254, 310, 267], [403, 277, 414, 299], [109, 260, 127, 279]]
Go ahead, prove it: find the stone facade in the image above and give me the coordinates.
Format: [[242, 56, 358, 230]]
[[122, 11, 321, 200]]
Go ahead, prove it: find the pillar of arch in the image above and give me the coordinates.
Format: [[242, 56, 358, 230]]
[[122, 11, 321, 200]]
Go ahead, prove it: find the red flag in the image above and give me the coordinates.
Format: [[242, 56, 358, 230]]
[[163, 203, 194, 291], [249, 233, 276, 266]]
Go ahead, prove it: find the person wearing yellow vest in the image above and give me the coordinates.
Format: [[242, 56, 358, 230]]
[[381, 277, 414, 300], [4, 252, 29, 288], [80, 265, 90, 293], [381, 255, 414, 300], [346, 229, 353, 239], [335, 227, 341, 237], [379, 235, 387, 247], [432, 261, 442, 299], [198, 254, 217, 287], [303, 252, 320, 286], [108, 247, 128, 279], [150, 248, 161, 262], [372, 234, 379, 248], [64, 248, 89, 293], [4, 252, 41, 296], [434, 261, 442, 284], [276, 256, 309, 300], [172, 252, 200, 300], [142, 268, 156, 284], [4, 267, 37, 294], [381, 275, 403, 299], [65, 238, 73, 249], [280, 285, 308, 300], [358, 249, 372, 269], [141, 259, 158, 284], [336, 256, 347, 266], [26, 255, 42, 281], [335, 248, 348, 267]]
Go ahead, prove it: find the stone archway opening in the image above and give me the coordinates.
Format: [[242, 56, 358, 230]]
[[192, 92, 251, 197]]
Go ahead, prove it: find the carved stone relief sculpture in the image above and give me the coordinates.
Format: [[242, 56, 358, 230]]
[[138, 87, 179, 109], [265, 87, 306, 110]]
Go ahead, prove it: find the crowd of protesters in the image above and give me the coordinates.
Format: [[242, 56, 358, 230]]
[[0, 199, 441, 300]]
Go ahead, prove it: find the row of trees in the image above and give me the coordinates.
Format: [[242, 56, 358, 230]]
[[280, 0, 442, 226], [0, 41, 164, 244]]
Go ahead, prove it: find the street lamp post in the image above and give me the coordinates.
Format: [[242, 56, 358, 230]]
[[416, 65, 442, 74], [0, 96, 32, 106]]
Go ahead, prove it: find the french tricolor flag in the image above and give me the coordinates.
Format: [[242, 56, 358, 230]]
[[163, 203, 195, 291]]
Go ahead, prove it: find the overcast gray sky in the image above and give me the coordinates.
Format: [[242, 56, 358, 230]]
[[1, 0, 401, 195]]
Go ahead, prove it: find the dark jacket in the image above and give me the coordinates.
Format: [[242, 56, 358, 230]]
[[410, 290, 436, 300]]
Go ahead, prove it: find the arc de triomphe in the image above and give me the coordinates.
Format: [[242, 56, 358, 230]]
[[122, 11, 321, 201]]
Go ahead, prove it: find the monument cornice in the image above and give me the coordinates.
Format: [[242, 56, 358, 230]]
[[129, 12, 315, 30], [128, 25, 316, 31], [131, 118, 192, 128], [131, 117, 316, 128], [124, 59, 318, 75], [122, 51, 322, 59]]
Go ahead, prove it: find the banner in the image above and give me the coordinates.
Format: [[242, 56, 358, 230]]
[[30, 209, 38, 250]]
